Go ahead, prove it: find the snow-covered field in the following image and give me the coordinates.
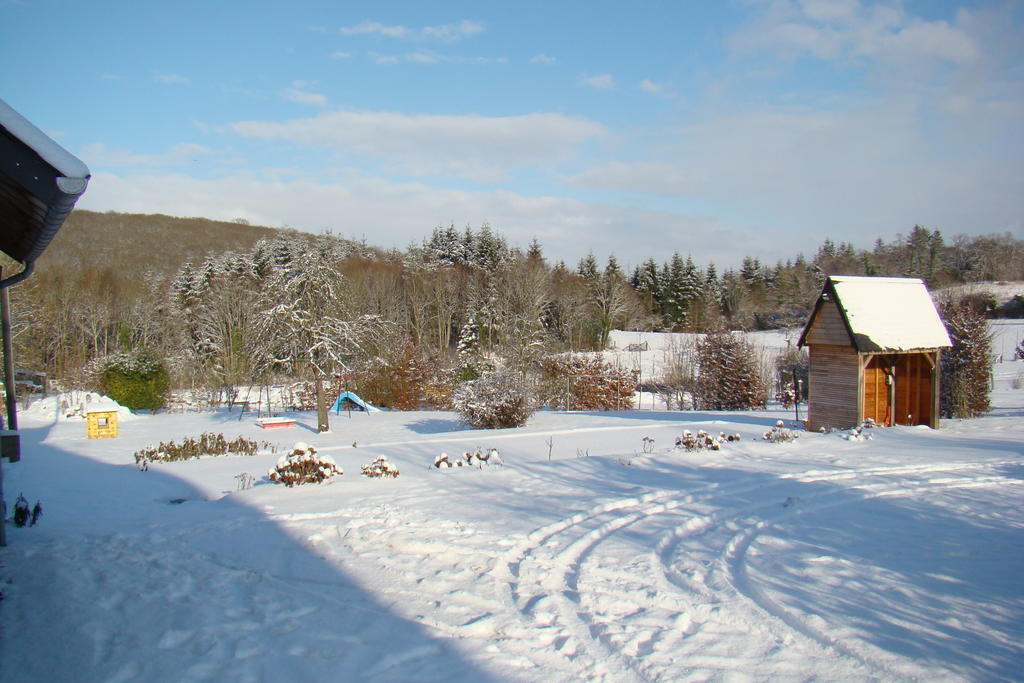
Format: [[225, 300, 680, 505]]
[[2, 364, 1023, 681], [604, 329, 795, 384]]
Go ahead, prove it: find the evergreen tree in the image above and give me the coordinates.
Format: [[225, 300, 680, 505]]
[[526, 238, 545, 263], [939, 299, 992, 419], [694, 329, 768, 410], [577, 252, 599, 281]]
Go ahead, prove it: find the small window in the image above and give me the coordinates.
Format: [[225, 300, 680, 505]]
[[97, 417, 108, 427]]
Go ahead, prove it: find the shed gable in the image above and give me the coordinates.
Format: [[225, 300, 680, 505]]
[[804, 298, 851, 347]]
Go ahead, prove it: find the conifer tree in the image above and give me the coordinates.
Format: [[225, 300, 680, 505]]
[[577, 252, 599, 281], [939, 299, 992, 419]]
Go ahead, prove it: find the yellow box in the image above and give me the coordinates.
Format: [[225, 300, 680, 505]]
[[86, 410, 118, 439]]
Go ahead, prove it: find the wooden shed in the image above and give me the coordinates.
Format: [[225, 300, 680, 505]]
[[85, 409, 118, 440], [798, 276, 951, 431]]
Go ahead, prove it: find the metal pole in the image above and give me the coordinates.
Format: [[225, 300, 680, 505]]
[[2, 279, 18, 432], [0, 264, 8, 546]]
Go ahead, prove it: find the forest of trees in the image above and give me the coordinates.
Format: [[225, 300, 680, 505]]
[[3, 210, 1021, 412]]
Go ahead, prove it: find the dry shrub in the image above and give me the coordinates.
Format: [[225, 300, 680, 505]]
[[354, 340, 453, 410], [135, 432, 270, 465], [537, 355, 638, 410]]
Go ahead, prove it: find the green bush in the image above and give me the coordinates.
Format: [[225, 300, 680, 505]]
[[100, 350, 170, 411]]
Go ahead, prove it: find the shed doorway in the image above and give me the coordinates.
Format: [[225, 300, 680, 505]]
[[862, 354, 934, 427]]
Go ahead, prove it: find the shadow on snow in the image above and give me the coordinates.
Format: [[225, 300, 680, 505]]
[[0, 419, 495, 682]]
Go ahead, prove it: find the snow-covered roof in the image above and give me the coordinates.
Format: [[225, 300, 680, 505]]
[[801, 276, 952, 352], [0, 99, 90, 181], [0, 97, 90, 267]]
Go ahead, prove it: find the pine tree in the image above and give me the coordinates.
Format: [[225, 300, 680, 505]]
[[661, 252, 686, 329], [259, 247, 387, 431], [577, 252, 599, 281], [526, 238, 544, 263]]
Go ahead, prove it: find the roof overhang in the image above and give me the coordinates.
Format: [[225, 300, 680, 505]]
[[0, 98, 90, 286], [799, 275, 952, 352]]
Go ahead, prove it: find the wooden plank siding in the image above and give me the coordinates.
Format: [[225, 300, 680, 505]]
[[861, 353, 936, 427], [804, 300, 851, 346], [807, 344, 860, 431]]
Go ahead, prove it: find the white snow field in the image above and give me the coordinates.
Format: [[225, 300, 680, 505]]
[[2, 366, 1023, 681]]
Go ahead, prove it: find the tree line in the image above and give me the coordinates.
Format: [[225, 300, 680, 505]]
[[4, 211, 1021, 416]]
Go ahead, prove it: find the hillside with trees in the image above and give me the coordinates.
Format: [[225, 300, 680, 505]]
[[3, 210, 1021, 413]]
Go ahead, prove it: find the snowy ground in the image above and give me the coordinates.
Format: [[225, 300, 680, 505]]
[[2, 365, 1023, 681], [604, 329, 795, 384]]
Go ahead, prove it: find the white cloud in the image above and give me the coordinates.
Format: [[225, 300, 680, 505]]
[[75, 171, 752, 267], [230, 110, 607, 180], [369, 52, 400, 65], [569, 161, 698, 196], [530, 54, 556, 64], [340, 19, 483, 42], [377, 51, 505, 65], [330, 51, 352, 59], [79, 142, 210, 168], [280, 83, 328, 107], [730, 1, 981, 67], [407, 52, 442, 64], [341, 20, 409, 38], [582, 73, 615, 89], [422, 20, 484, 42], [568, 102, 1022, 251], [153, 72, 190, 85], [639, 78, 665, 95]]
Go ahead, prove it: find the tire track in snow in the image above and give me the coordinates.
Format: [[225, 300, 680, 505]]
[[501, 459, 1021, 680], [660, 466, 1022, 678]]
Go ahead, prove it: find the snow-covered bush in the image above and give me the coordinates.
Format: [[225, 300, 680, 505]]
[[268, 443, 343, 487], [675, 429, 722, 452], [763, 420, 798, 443], [452, 370, 536, 429], [433, 453, 457, 469], [99, 349, 170, 412], [536, 355, 638, 410], [134, 433, 270, 466], [361, 455, 399, 478], [433, 448, 503, 469]]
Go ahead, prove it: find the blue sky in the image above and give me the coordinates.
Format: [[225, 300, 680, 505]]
[[2, 0, 1021, 269]]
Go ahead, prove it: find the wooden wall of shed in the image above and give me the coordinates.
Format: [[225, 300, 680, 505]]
[[807, 343, 860, 431], [805, 300, 849, 346]]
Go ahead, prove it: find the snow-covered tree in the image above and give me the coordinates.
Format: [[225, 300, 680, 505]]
[[259, 247, 387, 431], [940, 300, 993, 419]]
